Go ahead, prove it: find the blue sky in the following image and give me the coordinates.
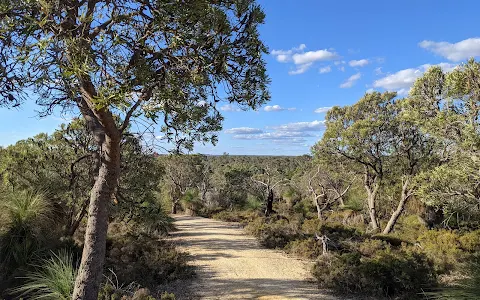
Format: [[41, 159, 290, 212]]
[[1, 0, 480, 155]]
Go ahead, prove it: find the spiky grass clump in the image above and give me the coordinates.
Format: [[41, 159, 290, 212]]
[[0, 190, 52, 271], [12, 250, 77, 300]]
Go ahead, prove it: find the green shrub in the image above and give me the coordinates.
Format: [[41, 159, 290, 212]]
[[245, 218, 299, 249], [0, 190, 53, 274], [286, 238, 321, 259], [459, 230, 480, 252], [11, 250, 77, 300], [418, 230, 464, 272], [358, 238, 390, 256], [313, 250, 437, 298], [105, 233, 193, 287]]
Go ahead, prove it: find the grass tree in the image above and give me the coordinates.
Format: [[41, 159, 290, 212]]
[[0, 0, 269, 298]]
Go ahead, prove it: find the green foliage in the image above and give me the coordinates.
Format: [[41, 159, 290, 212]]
[[417, 230, 467, 272], [11, 250, 77, 300], [105, 233, 193, 287], [245, 218, 300, 249], [313, 250, 436, 298], [0, 190, 52, 273], [244, 194, 263, 211]]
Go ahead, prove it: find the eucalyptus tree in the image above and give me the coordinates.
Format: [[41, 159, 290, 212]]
[[0, 0, 269, 297], [406, 59, 480, 220], [317, 92, 398, 231]]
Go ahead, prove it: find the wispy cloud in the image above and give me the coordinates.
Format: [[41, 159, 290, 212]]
[[419, 37, 480, 61], [219, 104, 242, 112], [264, 105, 296, 112], [319, 66, 332, 74], [271, 120, 326, 132], [314, 107, 332, 113], [340, 73, 361, 88], [225, 127, 264, 134], [349, 59, 369, 67]]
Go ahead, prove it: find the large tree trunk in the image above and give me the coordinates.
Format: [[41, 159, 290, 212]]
[[72, 132, 121, 300], [364, 174, 380, 231], [383, 178, 411, 234], [264, 189, 274, 216]]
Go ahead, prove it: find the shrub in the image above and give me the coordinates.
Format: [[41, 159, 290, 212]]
[[105, 233, 193, 287], [245, 218, 300, 249], [418, 230, 464, 272], [459, 230, 480, 252], [11, 250, 77, 300], [313, 250, 437, 298], [0, 190, 53, 274], [286, 238, 321, 259]]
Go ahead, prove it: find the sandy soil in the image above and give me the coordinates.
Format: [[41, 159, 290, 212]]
[[160, 215, 340, 300]]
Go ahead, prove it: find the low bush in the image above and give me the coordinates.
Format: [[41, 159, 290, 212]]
[[105, 233, 193, 287], [286, 238, 321, 258], [417, 230, 465, 272], [313, 250, 437, 298], [245, 218, 300, 249]]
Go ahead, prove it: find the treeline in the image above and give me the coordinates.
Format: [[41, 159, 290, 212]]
[[161, 60, 480, 299]]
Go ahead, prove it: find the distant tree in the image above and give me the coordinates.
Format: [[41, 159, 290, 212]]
[[251, 165, 288, 216], [161, 155, 204, 214], [0, 1, 269, 297]]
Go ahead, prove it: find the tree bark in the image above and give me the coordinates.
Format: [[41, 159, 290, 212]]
[[364, 175, 380, 231], [383, 178, 411, 234], [72, 130, 121, 300], [264, 189, 274, 216], [171, 199, 178, 214]]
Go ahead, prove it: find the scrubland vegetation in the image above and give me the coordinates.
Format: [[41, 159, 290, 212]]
[[157, 61, 480, 299], [1, 0, 480, 299]]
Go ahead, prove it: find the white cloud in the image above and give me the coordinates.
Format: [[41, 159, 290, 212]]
[[366, 88, 375, 93], [272, 44, 339, 75], [419, 38, 480, 62], [289, 63, 313, 75], [373, 63, 456, 90], [292, 50, 339, 65], [233, 131, 313, 140], [349, 59, 369, 67], [314, 107, 332, 113], [374, 67, 383, 75], [334, 61, 346, 66], [264, 105, 296, 112], [272, 120, 326, 132], [196, 100, 207, 107], [271, 44, 307, 62], [340, 73, 361, 88], [338, 66, 345, 72], [319, 66, 332, 74], [225, 127, 263, 134], [219, 104, 241, 112]]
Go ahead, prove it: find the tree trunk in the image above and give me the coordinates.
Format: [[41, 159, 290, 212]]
[[72, 133, 121, 300], [364, 175, 380, 231], [383, 179, 411, 234], [315, 198, 322, 220], [171, 199, 178, 214], [264, 189, 274, 216]]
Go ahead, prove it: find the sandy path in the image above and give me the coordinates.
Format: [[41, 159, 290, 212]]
[[165, 215, 339, 300]]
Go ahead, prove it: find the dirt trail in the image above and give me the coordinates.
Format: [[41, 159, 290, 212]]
[[164, 215, 339, 300]]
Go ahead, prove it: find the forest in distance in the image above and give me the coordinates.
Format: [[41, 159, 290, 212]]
[[1, 0, 480, 299]]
